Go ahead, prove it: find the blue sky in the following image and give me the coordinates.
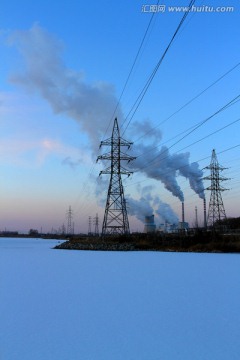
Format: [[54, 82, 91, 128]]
[[0, 0, 239, 233]]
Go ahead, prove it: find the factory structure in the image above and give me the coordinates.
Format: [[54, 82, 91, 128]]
[[143, 212, 187, 234], [144, 215, 156, 233]]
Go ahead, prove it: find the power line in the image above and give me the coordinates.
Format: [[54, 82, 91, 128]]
[[121, 0, 196, 135], [133, 112, 240, 167], [176, 117, 240, 154], [101, 1, 160, 141], [134, 94, 240, 172], [132, 61, 240, 143]]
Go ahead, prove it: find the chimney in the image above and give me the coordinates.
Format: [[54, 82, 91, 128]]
[[203, 198, 207, 228], [182, 202, 185, 223], [195, 206, 198, 228]]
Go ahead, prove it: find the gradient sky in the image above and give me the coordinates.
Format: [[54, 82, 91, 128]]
[[0, 0, 239, 233]]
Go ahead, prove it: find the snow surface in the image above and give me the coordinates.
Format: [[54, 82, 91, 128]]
[[1, 237, 240, 360]]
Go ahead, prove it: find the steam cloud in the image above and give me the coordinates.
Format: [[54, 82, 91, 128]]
[[155, 200, 179, 224], [8, 24, 122, 153], [127, 186, 179, 225], [127, 196, 154, 223], [128, 122, 205, 201]]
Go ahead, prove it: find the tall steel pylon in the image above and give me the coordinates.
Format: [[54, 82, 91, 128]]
[[93, 213, 99, 236], [66, 205, 73, 235], [97, 118, 135, 236], [204, 149, 229, 227], [88, 216, 92, 236]]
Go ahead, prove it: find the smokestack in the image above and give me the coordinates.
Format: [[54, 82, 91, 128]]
[[195, 206, 198, 228], [182, 202, 185, 223], [203, 198, 207, 228]]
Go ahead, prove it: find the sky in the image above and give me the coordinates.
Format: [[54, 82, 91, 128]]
[[0, 0, 240, 233]]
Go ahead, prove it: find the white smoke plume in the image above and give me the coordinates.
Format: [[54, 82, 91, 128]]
[[179, 161, 205, 199], [130, 119, 162, 145], [127, 196, 154, 223], [127, 185, 178, 226], [129, 141, 205, 201], [130, 144, 184, 201], [7, 24, 122, 154], [155, 200, 179, 224]]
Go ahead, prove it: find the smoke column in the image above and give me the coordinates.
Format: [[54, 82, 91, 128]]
[[155, 200, 179, 224], [127, 196, 154, 223], [128, 122, 205, 201], [8, 24, 123, 154], [127, 188, 178, 226]]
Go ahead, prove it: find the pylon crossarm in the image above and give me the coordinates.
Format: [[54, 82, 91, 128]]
[[99, 138, 112, 147], [118, 138, 133, 147], [97, 153, 112, 161]]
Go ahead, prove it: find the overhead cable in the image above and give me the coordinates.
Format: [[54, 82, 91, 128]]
[[135, 94, 240, 171], [133, 61, 240, 143], [121, 0, 196, 135]]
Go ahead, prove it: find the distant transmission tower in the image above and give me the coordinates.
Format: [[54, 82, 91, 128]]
[[97, 118, 135, 236], [88, 216, 92, 236], [93, 213, 99, 236], [204, 149, 229, 227], [66, 206, 73, 235]]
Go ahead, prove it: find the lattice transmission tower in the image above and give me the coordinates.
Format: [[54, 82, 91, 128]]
[[204, 149, 229, 227], [66, 205, 74, 235], [97, 118, 135, 236], [93, 213, 99, 236], [88, 216, 92, 236]]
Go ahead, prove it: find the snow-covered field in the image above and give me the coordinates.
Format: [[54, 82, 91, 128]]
[[0, 237, 240, 360]]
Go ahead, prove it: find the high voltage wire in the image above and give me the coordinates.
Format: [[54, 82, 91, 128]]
[[101, 1, 160, 141], [176, 117, 240, 154], [132, 116, 240, 185], [218, 144, 240, 156], [132, 61, 240, 143], [134, 94, 240, 172], [121, 0, 196, 135], [131, 62, 240, 160]]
